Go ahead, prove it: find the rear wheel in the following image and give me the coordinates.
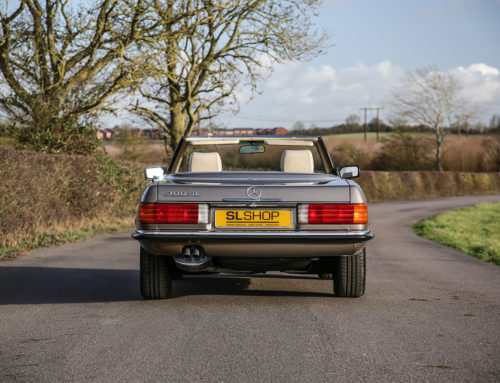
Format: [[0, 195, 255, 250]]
[[333, 248, 366, 298], [140, 247, 172, 299]]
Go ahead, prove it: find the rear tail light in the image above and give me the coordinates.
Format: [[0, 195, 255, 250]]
[[298, 204, 368, 224], [140, 203, 209, 224]]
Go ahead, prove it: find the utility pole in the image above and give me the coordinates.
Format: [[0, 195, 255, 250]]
[[360, 108, 368, 141], [359, 107, 384, 141], [375, 107, 383, 141]]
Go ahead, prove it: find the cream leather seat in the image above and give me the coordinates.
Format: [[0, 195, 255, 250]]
[[280, 150, 314, 173], [189, 152, 222, 172]]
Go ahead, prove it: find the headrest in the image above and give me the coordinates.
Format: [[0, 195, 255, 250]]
[[281, 150, 314, 173], [189, 152, 222, 172]]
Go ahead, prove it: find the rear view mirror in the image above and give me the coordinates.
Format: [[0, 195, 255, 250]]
[[239, 144, 265, 154], [338, 165, 360, 179], [144, 166, 166, 180]]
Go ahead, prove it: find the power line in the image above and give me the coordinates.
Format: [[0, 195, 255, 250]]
[[231, 112, 343, 124]]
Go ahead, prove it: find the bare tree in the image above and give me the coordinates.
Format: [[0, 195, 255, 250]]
[[345, 114, 360, 130], [130, 0, 328, 150], [0, 0, 151, 153], [389, 66, 468, 171], [292, 121, 305, 132]]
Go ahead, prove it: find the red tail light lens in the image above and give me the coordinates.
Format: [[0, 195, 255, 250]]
[[299, 204, 368, 224], [140, 203, 205, 224]]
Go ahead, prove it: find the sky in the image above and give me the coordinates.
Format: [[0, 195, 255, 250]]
[[211, 0, 500, 130]]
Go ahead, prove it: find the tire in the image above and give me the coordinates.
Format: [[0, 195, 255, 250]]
[[140, 247, 172, 299], [333, 248, 366, 298]]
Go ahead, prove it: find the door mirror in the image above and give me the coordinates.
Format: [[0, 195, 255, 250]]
[[338, 165, 359, 179], [144, 167, 166, 180]]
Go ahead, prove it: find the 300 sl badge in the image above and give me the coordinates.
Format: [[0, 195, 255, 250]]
[[163, 191, 200, 197]]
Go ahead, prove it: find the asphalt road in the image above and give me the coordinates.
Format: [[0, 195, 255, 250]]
[[1, 195, 499, 382]]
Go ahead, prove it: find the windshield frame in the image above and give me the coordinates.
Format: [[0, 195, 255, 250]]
[[168, 136, 335, 175]]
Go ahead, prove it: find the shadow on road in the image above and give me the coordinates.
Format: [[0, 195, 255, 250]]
[[0, 267, 142, 304], [173, 275, 333, 298], [0, 267, 333, 304]]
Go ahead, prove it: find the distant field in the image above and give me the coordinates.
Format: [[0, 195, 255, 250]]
[[322, 132, 478, 141], [413, 202, 500, 266], [323, 132, 393, 141], [101, 140, 171, 165]]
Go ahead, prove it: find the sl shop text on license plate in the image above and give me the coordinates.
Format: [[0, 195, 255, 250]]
[[215, 209, 293, 228]]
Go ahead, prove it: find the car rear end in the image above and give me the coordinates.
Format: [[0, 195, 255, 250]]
[[133, 136, 373, 299]]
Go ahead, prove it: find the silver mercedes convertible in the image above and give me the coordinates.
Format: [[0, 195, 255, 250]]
[[133, 136, 373, 299]]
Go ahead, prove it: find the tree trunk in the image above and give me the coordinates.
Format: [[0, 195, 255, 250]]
[[168, 102, 187, 151], [435, 134, 443, 172]]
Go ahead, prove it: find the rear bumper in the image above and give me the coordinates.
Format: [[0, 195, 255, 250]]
[[132, 230, 373, 257]]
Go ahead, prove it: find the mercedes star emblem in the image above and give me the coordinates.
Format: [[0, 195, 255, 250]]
[[246, 186, 262, 200]]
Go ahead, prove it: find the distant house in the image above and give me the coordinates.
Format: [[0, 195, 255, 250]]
[[233, 128, 255, 135], [139, 128, 164, 139], [213, 127, 255, 136], [255, 127, 289, 135], [104, 128, 114, 139], [273, 127, 289, 135], [96, 129, 114, 140], [198, 126, 289, 136]]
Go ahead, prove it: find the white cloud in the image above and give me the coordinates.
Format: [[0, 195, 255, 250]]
[[216, 61, 500, 129], [217, 60, 405, 127], [451, 63, 500, 107]]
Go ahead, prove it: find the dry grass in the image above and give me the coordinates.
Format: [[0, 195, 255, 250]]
[[326, 139, 382, 169], [325, 133, 500, 172], [101, 140, 172, 165], [441, 136, 496, 172]]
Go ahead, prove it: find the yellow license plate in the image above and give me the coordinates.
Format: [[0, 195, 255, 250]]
[[215, 210, 292, 228]]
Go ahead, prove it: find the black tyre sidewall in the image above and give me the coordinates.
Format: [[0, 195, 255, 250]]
[[333, 248, 366, 298], [140, 247, 172, 299]]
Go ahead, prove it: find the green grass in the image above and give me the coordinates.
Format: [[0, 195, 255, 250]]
[[413, 202, 500, 266]]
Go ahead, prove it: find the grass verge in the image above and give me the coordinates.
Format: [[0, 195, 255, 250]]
[[413, 202, 500, 266], [0, 216, 134, 259]]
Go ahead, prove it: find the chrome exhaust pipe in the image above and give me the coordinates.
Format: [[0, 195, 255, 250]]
[[174, 246, 212, 272]]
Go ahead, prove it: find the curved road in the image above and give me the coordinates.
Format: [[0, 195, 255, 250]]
[[1, 195, 499, 382]]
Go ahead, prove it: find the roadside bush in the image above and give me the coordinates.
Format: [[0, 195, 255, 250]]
[[370, 129, 433, 170], [14, 119, 99, 155], [481, 135, 500, 172], [330, 143, 371, 168], [0, 147, 144, 256], [358, 171, 500, 202]]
